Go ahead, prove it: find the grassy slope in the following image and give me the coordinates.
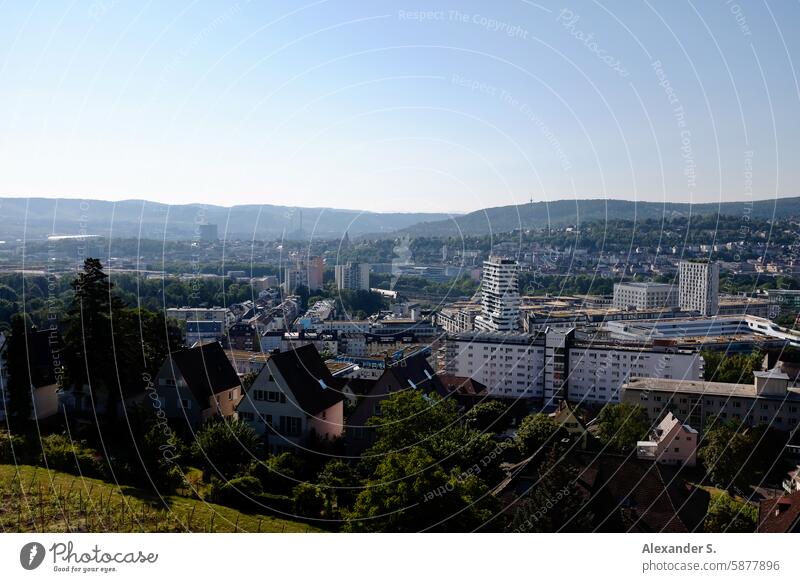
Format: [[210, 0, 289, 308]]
[[0, 464, 317, 533]]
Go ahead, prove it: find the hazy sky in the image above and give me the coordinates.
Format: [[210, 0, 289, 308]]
[[1, 1, 798, 213]]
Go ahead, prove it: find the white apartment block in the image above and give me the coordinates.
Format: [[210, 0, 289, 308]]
[[335, 262, 370, 291], [444, 332, 545, 399], [474, 256, 520, 332], [166, 307, 231, 324], [444, 329, 703, 405], [678, 260, 719, 315], [613, 282, 677, 310], [567, 345, 703, 405]]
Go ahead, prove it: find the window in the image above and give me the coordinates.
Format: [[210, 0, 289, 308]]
[[180, 399, 191, 409], [280, 416, 302, 436], [267, 391, 279, 402], [239, 411, 254, 422]]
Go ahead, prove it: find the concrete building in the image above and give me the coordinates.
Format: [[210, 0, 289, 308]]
[[636, 412, 698, 467], [622, 369, 800, 432], [613, 282, 677, 310], [437, 303, 481, 334], [475, 256, 520, 332], [335, 262, 370, 291], [284, 256, 324, 293], [443, 329, 702, 405], [166, 307, 231, 324], [678, 260, 719, 315]]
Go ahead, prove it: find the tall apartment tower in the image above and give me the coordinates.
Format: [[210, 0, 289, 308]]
[[335, 262, 370, 291], [678, 260, 719, 315], [475, 256, 520, 332]]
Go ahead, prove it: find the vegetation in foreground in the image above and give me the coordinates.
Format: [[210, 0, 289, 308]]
[[0, 464, 317, 533]]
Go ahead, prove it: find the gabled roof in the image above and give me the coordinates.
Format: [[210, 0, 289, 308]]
[[382, 352, 443, 394], [171, 341, 240, 405], [435, 374, 487, 397], [758, 491, 800, 532], [269, 344, 345, 415]]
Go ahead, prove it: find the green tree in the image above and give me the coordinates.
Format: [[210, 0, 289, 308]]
[[465, 401, 510, 433], [509, 448, 593, 532], [3, 315, 32, 432], [191, 419, 262, 479], [704, 491, 757, 532], [698, 420, 757, 490], [596, 403, 650, 451], [515, 413, 565, 457], [346, 446, 493, 532], [702, 350, 763, 384], [317, 459, 360, 518], [62, 258, 128, 418]]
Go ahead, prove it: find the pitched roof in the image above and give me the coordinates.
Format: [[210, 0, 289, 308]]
[[574, 452, 708, 533], [757, 492, 800, 532], [171, 341, 240, 404], [383, 352, 443, 394], [270, 344, 345, 415], [436, 374, 487, 397]]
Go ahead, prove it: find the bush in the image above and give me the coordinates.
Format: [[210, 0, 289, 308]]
[[211, 475, 293, 515], [251, 452, 306, 496], [191, 419, 262, 478], [39, 434, 106, 478], [0, 430, 29, 463], [293, 482, 324, 519]]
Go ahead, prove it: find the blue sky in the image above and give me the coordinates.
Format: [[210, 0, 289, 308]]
[[0, 0, 798, 213]]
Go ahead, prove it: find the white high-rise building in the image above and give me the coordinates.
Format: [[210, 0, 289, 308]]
[[335, 262, 370, 291], [678, 261, 719, 315], [474, 256, 520, 332]]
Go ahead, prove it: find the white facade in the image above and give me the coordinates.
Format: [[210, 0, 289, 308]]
[[567, 346, 703, 404], [444, 332, 545, 398], [237, 358, 344, 454], [334, 262, 370, 291], [636, 412, 698, 467], [613, 282, 677, 310], [444, 329, 704, 405], [678, 261, 719, 315], [166, 307, 231, 324], [474, 257, 520, 332]]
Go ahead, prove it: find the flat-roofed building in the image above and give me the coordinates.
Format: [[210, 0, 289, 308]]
[[613, 282, 677, 310], [621, 369, 800, 432]]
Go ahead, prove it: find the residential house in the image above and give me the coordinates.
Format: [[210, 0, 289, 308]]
[[154, 341, 242, 429], [0, 328, 62, 422], [237, 344, 345, 454], [345, 352, 443, 455], [636, 412, 698, 467]]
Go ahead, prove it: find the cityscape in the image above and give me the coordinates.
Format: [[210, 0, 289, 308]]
[[3, 200, 800, 535], [2, 1, 800, 579]]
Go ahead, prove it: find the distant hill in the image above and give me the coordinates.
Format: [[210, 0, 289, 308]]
[[396, 197, 800, 237], [0, 198, 451, 240]]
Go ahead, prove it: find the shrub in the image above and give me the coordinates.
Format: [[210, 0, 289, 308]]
[[293, 482, 324, 519], [0, 430, 29, 463], [191, 420, 262, 478], [39, 434, 106, 478]]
